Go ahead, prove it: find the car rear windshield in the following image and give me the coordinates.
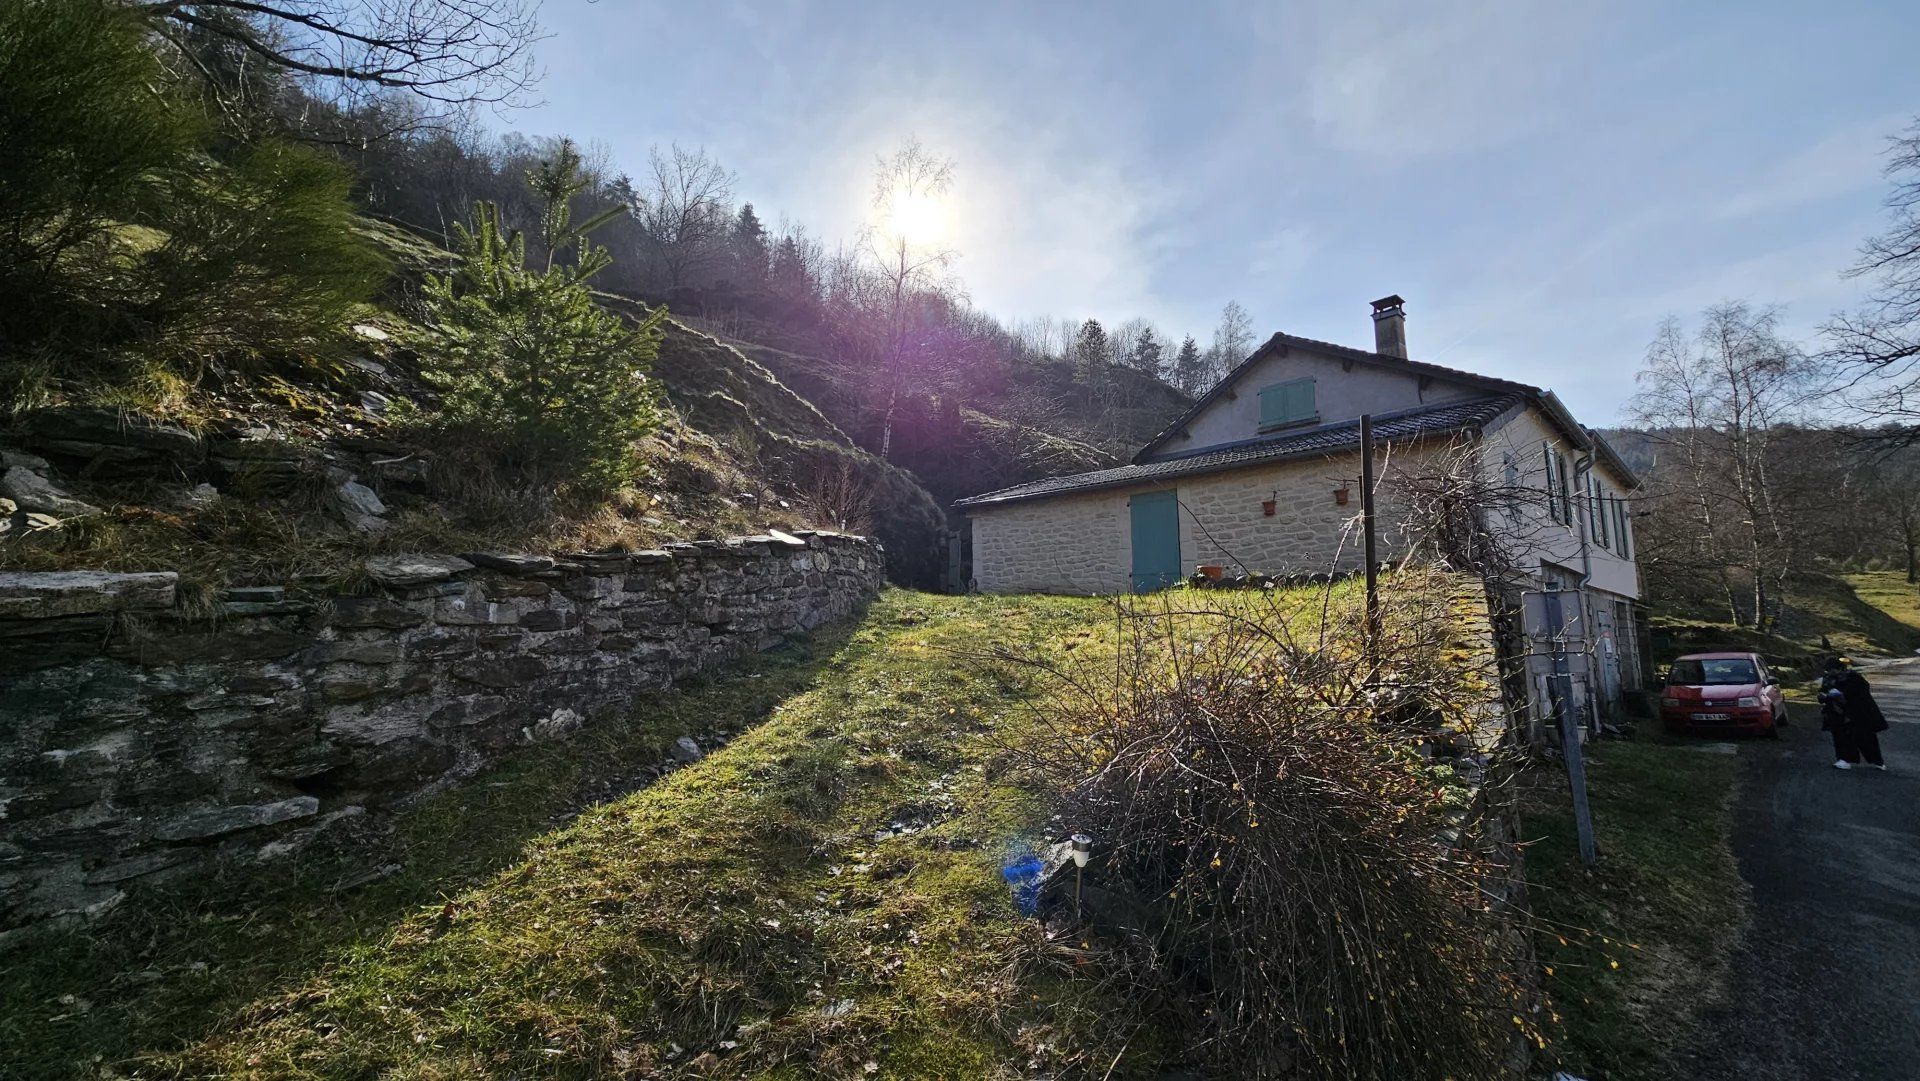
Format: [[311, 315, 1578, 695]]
[[1668, 658, 1760, 686]]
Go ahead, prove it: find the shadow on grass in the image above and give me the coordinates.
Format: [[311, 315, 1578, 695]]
[[0, 619, 861, 1081]]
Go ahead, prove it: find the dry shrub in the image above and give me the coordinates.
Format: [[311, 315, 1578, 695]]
[[800, 457, 875, 536], [1004, 577, 1533, 1080]]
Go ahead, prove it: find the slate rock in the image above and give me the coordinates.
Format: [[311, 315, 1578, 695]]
[[0, 571, 177, 619], [0, 447, 50, 471], [462, 552, 556, 575], [0, 466, 100, 518], [362, 554, 472, 587], [326, 596, 429, 629], [152, 797, 320, 842], [332, 479, 388, 533], [672, 736, 705, 764], [21, 406, 204, 468]]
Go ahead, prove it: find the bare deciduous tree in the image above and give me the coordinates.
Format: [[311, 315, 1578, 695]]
[[862, 138, 957, 459], [635, 144, 736, 291], [1827, 116, 1920, 438], [1631, 303, 1825, 630], [142, 0, 542, 117]]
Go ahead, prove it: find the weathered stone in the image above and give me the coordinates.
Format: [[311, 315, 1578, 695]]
[[0, 466, 101, 518], [316, 637, 402, 664], [224, 585, 286, 603], [523, 708, 582, 743], [0, 571, 176, 619], [405, 629, 476, 660], [320, 677, 386, 704], [220, 599, 309, 618], [481, 577, 551, 600], [0, 532, 887, 933], [85, 849, 194, 884], [0, 447, 50, 471], [326, 597, 427, 629], [152, 797, 319, 842], [21, 406, 205, 467], [0, 615, 113, 674], [433, 592, 517, 626], [767, 528, 809, 548], [519, 608, 580, 632], [114, 623, 304, 666], [671, 736, 704, 764], [363, 554, 473, 587], [462, 552, 555, 575], [332, 479, 388, 533], [450, 655, 547, 689]]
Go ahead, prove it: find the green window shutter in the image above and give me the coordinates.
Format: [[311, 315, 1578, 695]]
[[1542, 443, 1558, 522], [1289, 379, 1316, 423], [1257, 379, 1316, 428], [1259, 384, 1285, 427]]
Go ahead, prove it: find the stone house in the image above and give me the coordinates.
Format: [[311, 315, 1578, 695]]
[[957, 296, 1645, 717]]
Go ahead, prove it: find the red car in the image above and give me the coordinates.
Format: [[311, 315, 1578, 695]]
[[1660, 651, 1787, 737]]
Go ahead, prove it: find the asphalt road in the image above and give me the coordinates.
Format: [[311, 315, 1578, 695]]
[[1670, 658, 1920, 1081]]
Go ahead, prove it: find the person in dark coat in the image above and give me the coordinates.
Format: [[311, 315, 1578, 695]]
[[1822, 657, 1889, 770]]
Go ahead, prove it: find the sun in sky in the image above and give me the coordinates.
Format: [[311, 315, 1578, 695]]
[[871, 138, 957, 256], [883, 183, 951, 249]]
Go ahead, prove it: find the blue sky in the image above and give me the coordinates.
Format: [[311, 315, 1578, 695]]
[[506, 0, 1919, 424]]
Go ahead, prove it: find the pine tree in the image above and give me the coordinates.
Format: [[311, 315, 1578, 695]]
[[730, 203, 770, 288], [1130, 325, 1164, 376], [1072, 318, 1110, 383], [411, 150, 665, 492], [1173, 334, 1206, 395]]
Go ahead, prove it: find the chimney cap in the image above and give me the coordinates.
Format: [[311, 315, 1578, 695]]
[[1371, 295, 1406, 313]]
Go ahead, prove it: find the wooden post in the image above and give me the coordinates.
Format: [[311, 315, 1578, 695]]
[[1360, 413, 1380, 651], [1544, 588, 1598, 865]]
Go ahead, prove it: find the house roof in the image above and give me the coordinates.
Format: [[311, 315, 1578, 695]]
[[1128, 329, 1640, 490], [1132, 332, 1546, 464], [956, 394, 1521, 509]]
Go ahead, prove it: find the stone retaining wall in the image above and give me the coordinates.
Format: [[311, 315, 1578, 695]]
[[0, 531, 884, 934]]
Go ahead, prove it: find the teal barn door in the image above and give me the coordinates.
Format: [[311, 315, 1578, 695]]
[[1128, 490, 1181, 592]]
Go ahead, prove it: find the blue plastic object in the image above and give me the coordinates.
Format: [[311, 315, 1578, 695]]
[[1001, 854, 1045, 916]]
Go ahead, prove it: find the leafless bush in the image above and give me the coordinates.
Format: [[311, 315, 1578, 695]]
[[799, 457, 874, 536], [998, 576, 1532, 1080]]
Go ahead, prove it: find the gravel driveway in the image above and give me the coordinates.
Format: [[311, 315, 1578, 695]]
[[1669, 658, 1920, 1080]]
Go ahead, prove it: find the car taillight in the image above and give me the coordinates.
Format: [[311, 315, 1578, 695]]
[[1661, 697, 1682, 707], [1737, 697, 1761, 708]]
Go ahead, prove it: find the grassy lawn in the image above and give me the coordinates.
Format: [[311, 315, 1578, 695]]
[[1842, 571, 1920, 645], [1, 576, 1511, 1080], [1649, 570, 1920, 674], [1520, 736, 1746, 1081], [4, 590, 1176, 1080]]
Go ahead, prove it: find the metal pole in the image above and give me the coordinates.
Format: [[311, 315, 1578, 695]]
[[1544, 589, 1598, 865], [1360, 413, 1380, 653]]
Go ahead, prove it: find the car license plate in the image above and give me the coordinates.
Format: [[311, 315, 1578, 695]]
[[1692, 712, 1729, 721]]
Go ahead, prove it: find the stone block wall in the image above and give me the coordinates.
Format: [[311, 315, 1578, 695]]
[[0, 532, 883, 934], [970, 446, 1448, 595]]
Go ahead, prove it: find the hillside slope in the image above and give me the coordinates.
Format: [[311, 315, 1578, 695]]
[[693, 314, 1194, 510], [0, 221, 950, 588]]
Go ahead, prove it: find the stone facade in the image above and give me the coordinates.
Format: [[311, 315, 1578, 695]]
[[970, 446, 1446, 595], [0, 532, 883, 934]]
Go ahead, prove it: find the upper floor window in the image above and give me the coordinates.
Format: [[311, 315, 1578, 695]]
[[1542, 442, 1573, 525], [1258, 378, 1317, 431]]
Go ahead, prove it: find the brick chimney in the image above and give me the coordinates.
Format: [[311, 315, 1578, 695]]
[[1371, 295, 1407, 358]]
